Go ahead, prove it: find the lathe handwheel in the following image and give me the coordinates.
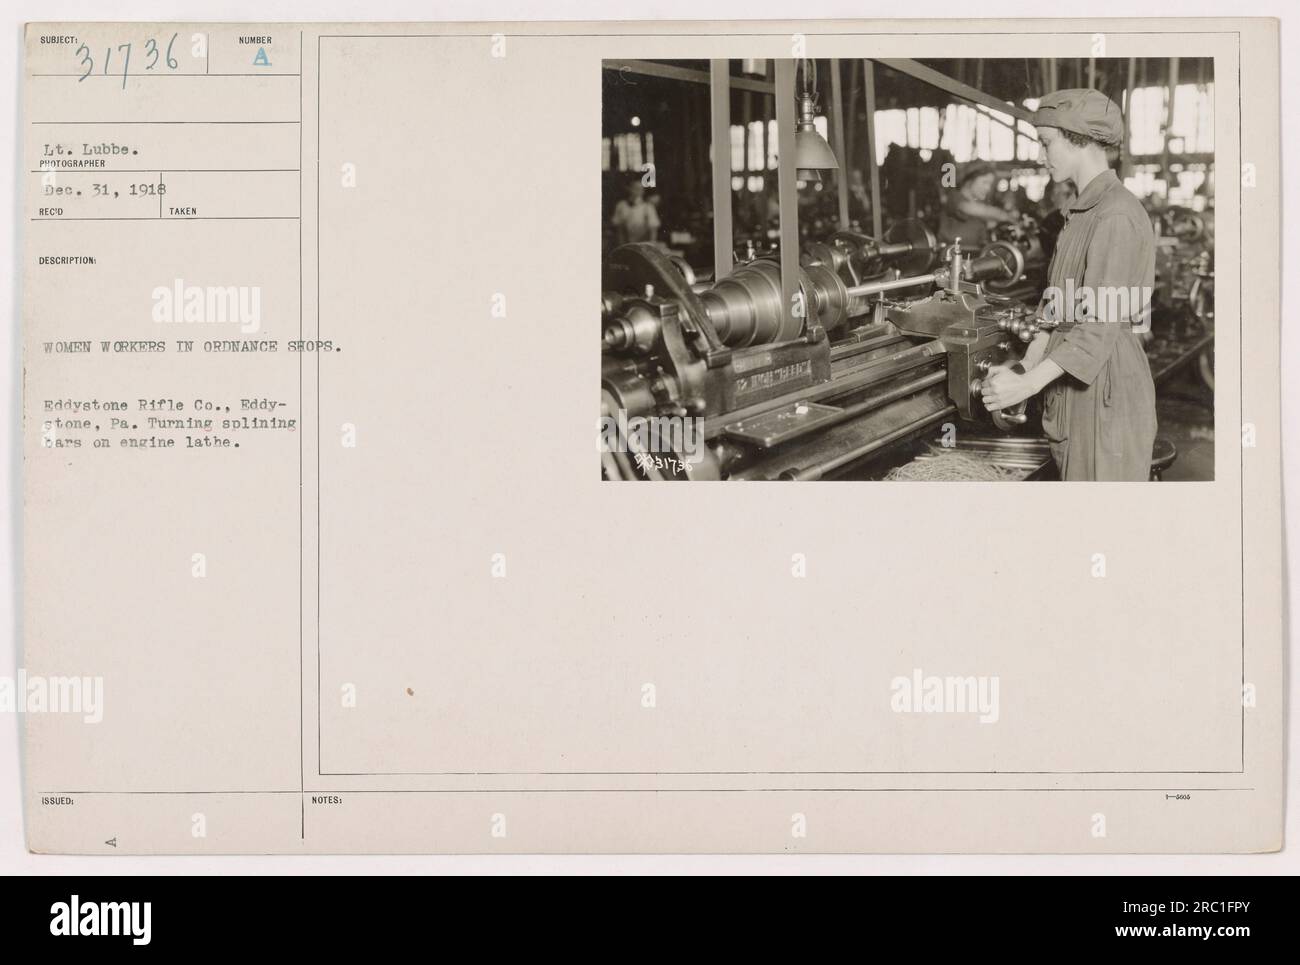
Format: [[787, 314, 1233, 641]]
[[990, 401, 1029, 430], [979, 240, 1026, 294], [883, 218, 939, 276], [1166, 209, 1206, 243], [668, 255, 697, 287]]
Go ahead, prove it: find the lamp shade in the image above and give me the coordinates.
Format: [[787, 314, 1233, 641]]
[[793, 90, 838, 174], [794, 128, 839, 172]]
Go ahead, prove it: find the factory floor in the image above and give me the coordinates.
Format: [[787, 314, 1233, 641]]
[[1154, 366, 1216, 481]]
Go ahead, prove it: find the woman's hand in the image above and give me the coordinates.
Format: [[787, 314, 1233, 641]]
[[981, 364, 1038, 411]]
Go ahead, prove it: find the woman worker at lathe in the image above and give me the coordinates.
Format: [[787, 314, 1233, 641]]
[[980, 89, 1158, 481]]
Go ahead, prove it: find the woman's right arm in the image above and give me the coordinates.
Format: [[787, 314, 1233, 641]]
[[1019, 331, 1050, 370], [957, 197, 1017, 223]]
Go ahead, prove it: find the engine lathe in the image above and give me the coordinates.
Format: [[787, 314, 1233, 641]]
[[601, 222, 1052, 480]]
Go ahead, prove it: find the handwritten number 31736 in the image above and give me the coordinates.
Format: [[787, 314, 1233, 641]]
[[75, 34, 180, 89]]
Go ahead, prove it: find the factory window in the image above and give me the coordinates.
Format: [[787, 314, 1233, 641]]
[[1009, 170, 1050, 203], [918, 108, 940, 150], [1123, 164, 1164, 198], [727, 120, 774, 175], [869, 85, 1210, 167], [931, 102, 1035, 164], [1128, 83, 1214, 156], [1127, 87, 1166, 155], [1170, 83, 1214, 153], [1016, 119, 1039, 161], [875, 109, 908, 164], [973, 106, 1016, 162], [1168, 165, 1211, 206], [602, 132, 655, 173], [625, 134, 643, 170], [938, 105, 971, 162], [876, 106, 943, 164], [750, 120, 766, 171]]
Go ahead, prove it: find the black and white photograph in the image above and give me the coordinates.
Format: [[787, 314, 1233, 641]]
[[601, 57, 1215, 480], [0, 0, 1291, 902]]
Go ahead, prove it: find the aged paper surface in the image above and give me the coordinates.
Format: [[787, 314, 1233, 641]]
[[21, 19, 1281, 853]]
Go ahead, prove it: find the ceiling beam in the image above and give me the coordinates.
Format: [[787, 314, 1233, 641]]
[[874, 58, 1035, 123]]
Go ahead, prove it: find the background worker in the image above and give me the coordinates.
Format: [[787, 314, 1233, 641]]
[[938, 161, 1018, 248], [611, 175, 661, 245]]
